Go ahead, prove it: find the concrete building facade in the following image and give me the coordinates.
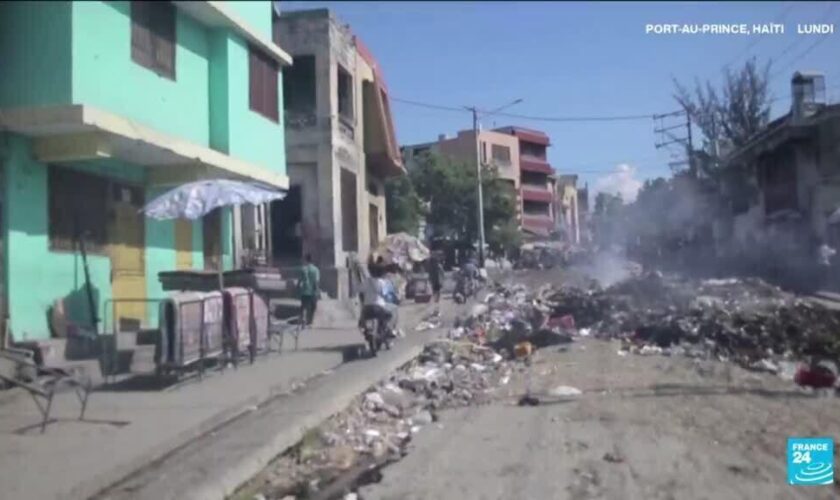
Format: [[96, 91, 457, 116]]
[[0, 0, 291, 340], [555, 174, 581, 244], [273, 9, 403, 298], [720, 73, 840, 258], [496, 126, 556, 238], [403, 129, 522, 224]]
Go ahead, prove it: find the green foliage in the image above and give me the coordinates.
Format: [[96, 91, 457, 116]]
[[384, 174, 424, 235], [409, 152, 518, 248], [487, 218, 522, 257], [594, 192, 623, 216]]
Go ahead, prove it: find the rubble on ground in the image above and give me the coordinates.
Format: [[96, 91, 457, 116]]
[[542, 272, 840, 373], [240, 339, 519, 499], [447, 270, 840, 380]]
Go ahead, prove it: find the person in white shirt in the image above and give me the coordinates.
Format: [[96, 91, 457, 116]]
[[359, 265, 398, 333]]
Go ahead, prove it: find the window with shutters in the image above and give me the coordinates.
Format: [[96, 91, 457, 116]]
[[249, 45, 280, 122], [131, 1, 176, 80], [48, 166, 109, 254]]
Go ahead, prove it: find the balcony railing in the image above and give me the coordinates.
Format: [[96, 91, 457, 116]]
[[521, 187, 553, 203], [520, 155, 553, 174], [522, 214, 554, 234]]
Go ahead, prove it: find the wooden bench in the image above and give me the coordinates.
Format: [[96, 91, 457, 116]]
[[0, 348, 92, 433]]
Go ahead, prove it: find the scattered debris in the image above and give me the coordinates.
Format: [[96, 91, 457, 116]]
[[517, 395, 541, 406], [240, 339, 517, 498], [541, 272, 840, 377], [548, 385, 583, 397]]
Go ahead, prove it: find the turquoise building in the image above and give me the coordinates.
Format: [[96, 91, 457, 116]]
[[0, 1, 291, 341]]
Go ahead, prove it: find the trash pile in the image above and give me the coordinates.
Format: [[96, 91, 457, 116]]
[[242, 340, 517, 499], [446, 283, 578, 359], [543, 272, 840, 372], [371, 233, 430, 272]]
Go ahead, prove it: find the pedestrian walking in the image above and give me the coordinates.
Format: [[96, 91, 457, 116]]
[[298, 254, 320, 327], [428, 255, 444, 306]]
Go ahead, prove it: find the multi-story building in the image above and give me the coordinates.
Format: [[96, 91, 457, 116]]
[[0, 1, 291, 340], [495, 126, 556, 238], [403, 129, 521, 223], [403, 126, 561, 240], [555, 174, 581, 244], [273, 9, 404, 298], [577, 182, 591, 243], [720, 72, 840, 259]]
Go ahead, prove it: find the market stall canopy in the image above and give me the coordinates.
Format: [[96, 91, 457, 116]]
[[373, 233, 430, 270], [142, 179, 286, 220]]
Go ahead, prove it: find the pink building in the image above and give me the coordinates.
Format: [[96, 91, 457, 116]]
[[495, 126, 556, 239]]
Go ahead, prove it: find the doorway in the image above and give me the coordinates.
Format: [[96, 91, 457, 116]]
[[341, 169, 358, 252], [270, 185, 302, 266], [175, 219, 193, 270], [108, 183, 146, 331], [203, 208, 222, 271], [369, 203, 380, 250]]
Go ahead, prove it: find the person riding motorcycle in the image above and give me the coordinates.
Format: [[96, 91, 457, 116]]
[[454, 256, 480, 303], [359, 265, 399, 350]]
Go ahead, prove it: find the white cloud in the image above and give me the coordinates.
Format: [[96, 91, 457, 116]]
[[593, 163, 643, 203]]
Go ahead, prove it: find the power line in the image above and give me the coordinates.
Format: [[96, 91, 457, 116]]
[[391, 96, 679, 123], [722, 2, 795, 70], [768, 3, 838, 82], [390, 97, 466, 113], [477, 109, 662, 123]]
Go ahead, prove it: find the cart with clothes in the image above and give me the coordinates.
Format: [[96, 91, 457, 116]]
[[144, 180, 299, 380]]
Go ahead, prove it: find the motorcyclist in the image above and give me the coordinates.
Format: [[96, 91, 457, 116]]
[[359, 264, 398, 338]]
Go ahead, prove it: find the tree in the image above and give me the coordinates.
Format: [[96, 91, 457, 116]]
[[593, 192, 623, 216], [673, 57, 772, 179], [384, 174, 424, 235], [409, 152, 518, 251]]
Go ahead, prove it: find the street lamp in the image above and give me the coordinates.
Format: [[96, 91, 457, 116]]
[[466, 98, 523, 267]]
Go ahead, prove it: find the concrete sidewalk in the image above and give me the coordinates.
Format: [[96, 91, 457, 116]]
[[0, 301, 450, 500]]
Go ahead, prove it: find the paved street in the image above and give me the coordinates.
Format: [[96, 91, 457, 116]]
[[360, 336, 840, 500], [0, 300, 456, 500]]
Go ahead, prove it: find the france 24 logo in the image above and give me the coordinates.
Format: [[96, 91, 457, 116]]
[[787, 437, 834, 486]]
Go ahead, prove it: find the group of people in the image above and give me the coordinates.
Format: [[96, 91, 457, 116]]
[[296, 253, 403, 335], [296, 251, 474, 336]]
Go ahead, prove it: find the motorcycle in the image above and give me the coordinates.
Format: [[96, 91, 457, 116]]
[[453, 271, 476, 304], [359, 304, 396, 357]]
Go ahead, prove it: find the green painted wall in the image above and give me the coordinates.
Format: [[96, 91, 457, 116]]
[[4, 135, 112, 341], [71, 1, 211, 147], [226, 36, 286, 174], [1, 1, 275, 339], [2, 136, 229, 340], [0, 2, 72, 107], [207, 31, 285, 174], [208, 31, 232, 154], [225, 1, 273, 40]]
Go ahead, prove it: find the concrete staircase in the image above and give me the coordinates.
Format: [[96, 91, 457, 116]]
[[12, 328, 161, 387]]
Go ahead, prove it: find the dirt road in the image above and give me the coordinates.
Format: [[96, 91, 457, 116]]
[[360, 337, 840, 500]]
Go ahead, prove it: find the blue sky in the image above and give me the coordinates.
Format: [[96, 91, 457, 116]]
[[280, 1, 840, 200]]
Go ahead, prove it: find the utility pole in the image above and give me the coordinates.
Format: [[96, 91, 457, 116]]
[[470, 106, 487, 267], [685, 111, 695, 178], [465, 98, 523, 268], [654, 109, 693, 175]]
